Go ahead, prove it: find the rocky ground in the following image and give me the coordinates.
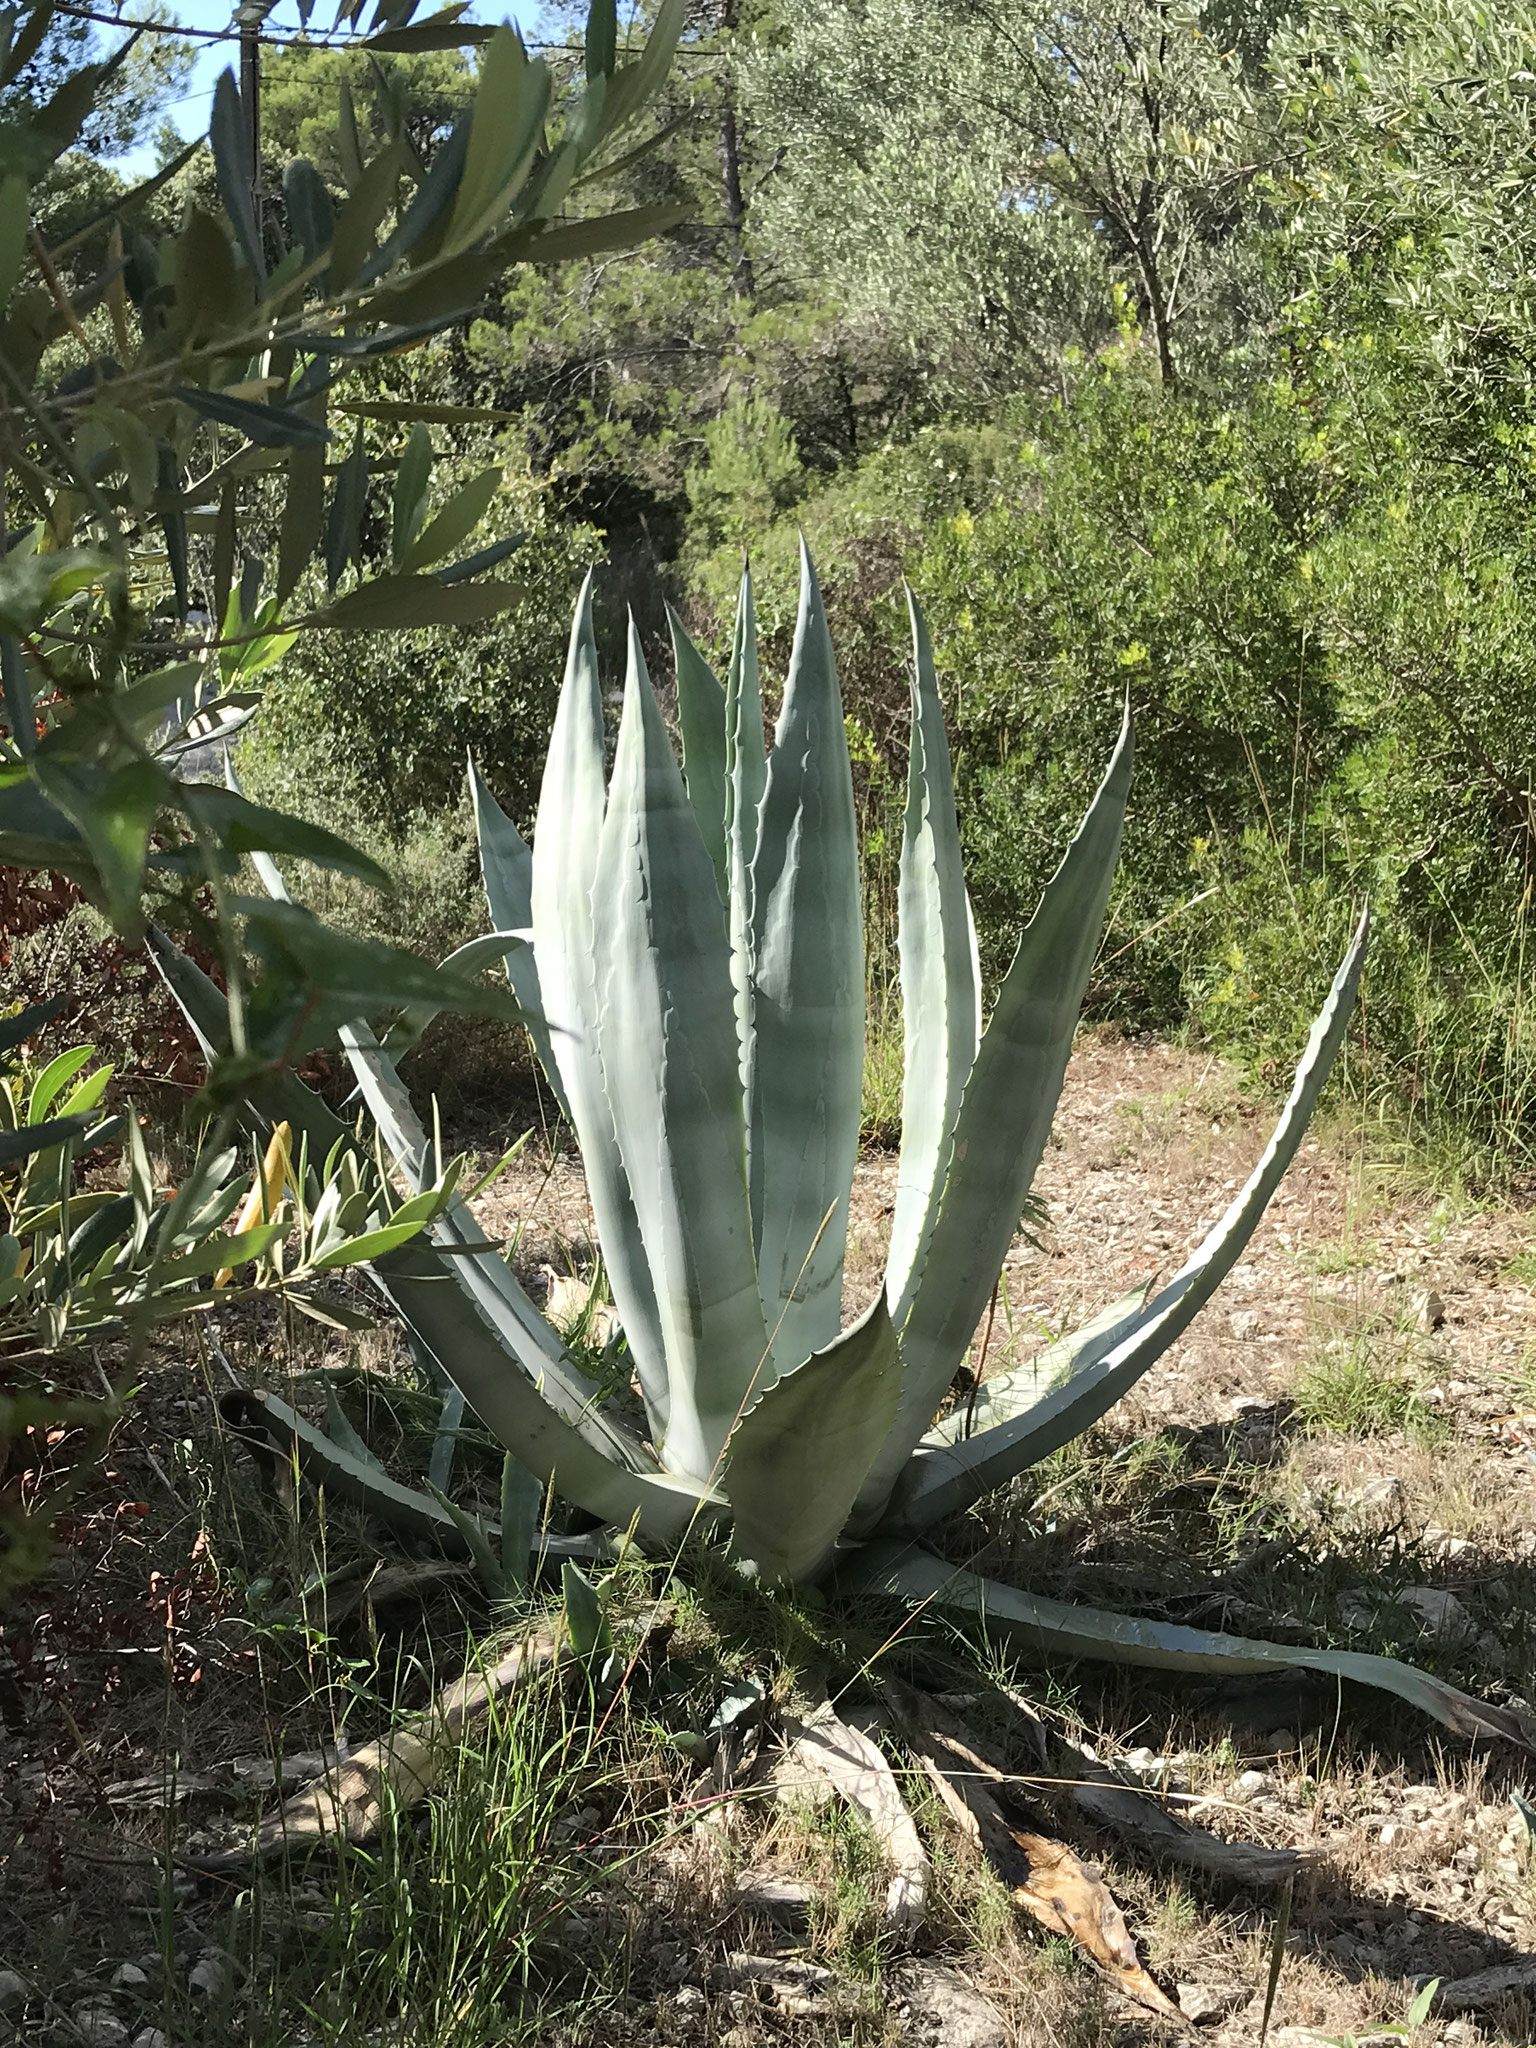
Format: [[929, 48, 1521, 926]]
[[4, 1029, 1536, 2046]]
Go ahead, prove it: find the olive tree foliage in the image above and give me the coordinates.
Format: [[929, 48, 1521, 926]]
[[0, 0, 689, 1112], [1260, 0, 1536, 368], [743, 0, 1261, 394]]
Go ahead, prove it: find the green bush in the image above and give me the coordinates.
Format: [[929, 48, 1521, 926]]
[[686, 352, 1536, 1172]]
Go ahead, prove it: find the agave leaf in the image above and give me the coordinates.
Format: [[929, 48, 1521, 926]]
[[237, 1387, 463, 1541], [747, 542, 864, 1369], [885, 588, 979, 1321], [843, 1542, 1530, 1745], [325, 1382, 389, 1476], [724, 564, 765, 1095], [668, 604, 728, 897], [725, 1290, 900, 1584], [887, 913, 1369, 1536], [467, 756, 564, 1104], [149, 929, 711, 1542], [529, 575, 670, 1437], [428, 1383, 466, 1494], [591, 621, 770, 1480], [854, 707, 1133, 1530], [498, 1453, 542, 1598], [922, 1282, 1153, 1446]]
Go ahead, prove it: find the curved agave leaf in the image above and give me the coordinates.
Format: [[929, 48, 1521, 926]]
[[591, 621, 770, 1480], [725, 1290, 900, 1584], [853, 706, 1133, 1530], [373, 1233, 722, 1545], [747, 542, 864, 1369], [885, 588, 979, 1322], [147, 932, 700, 1537], [468, 756, 564, 1101], [724, 565, 766, 1095], [885, 911, 1369, 1537], [843, 1542, 1531, 1746], [668, 605, 729, 898], [923, 1282, 1153, 1446], [529, 574, 670, 1435]]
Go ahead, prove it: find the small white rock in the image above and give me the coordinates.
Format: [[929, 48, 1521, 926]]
[[1229, 1310, 1261, 1340], [72, 2013, 128, 2047], [132, 2032, 170, 2048], [1397, 1586, 1476, 1645], [1177, 1983, 1248, 2026], [1232, 1769, 1271, 1801], [1379, 1823, 1400, 1847], [188, 1951, 231, 1998], [110, 1965, 148, 1991]]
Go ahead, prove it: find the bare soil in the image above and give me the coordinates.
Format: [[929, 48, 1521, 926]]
[[5, 1029, 1536, 2047]]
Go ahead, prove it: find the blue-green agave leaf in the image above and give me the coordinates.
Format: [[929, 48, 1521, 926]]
[[591, 619, 770, 1481], [468, 755, 564, 1107], [746, 542, 864, 1370], [854, 706, 1133, 1530], [668, 603, 728, 898], [885, 588, 979, 1322], [842, 1542, 1530, 1746], [886, 913, 1369, 1536], [922, 1282, 1153, 1446], [529, 574, 670, 1437], [724, 564, 765, 1096], [724, 1290, 899, 1584]]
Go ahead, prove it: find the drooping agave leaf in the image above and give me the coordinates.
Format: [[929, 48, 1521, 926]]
[[529, 574, 670, 1437], [235, 1387, 463, 1542], [148, 930, 708, 1539], [853, 707, 1134, 1529], [886, 913, 1369, 1536], [724, 565, 766, 1094], [590, 621, 770, 1480], [468, 756, 564, 1106], [725, 1291, 900, 1583], [747, 541, 864, 1370], [885, 588, 979, 1320], [668, 604, 729, 898], [922, 1282, 1153, 1446], [843, 1542, 1531, 1746]]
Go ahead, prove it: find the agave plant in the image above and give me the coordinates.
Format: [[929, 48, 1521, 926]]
[[158, 549, 1521, 1742]]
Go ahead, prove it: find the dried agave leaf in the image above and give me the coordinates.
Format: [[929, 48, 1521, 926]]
[[780, 1701, 930, 1932], [882, 1679, 1182, 2024], [183, 1625, 559, 1869]]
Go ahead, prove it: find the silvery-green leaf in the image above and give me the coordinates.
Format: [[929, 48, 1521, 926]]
[[150, 929, 705, 1541], [746, 542, 864, 1369], [854, 706, 1133, 1531], [324, 1382, 388, 1476], [499, 1454, 542, 1598], [922, 1283, 1152, 1445], [373, 1230, 723, 1546], [469, 756, 565, 1105], [886, 914, 1368, 1536], [724, 564, 765, 1095], [591, 620, 769, 1481], [668, 604, 729, 899], [842, 1542, 1530, 1745], [530, 574, 670, 1436], [885, 588, 978, 1322], [428, 1383, 465, 1494], [237, 1387, 462, 1543], [724, 1290, 899, 1584]]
